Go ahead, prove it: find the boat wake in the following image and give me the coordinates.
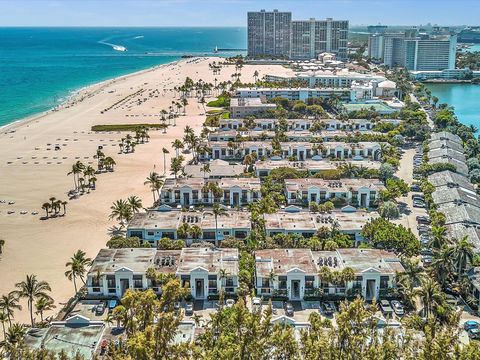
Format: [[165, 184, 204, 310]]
[[132, 35, 144, 40], [98, 40, 127, 52]]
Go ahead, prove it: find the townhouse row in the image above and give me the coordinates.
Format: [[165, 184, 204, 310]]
[[201, 140, 382, 161], [217, 118, 391, 132], [158, 177, 383, 208], [86, 247, 403, 301], [126, 207, 379, 246]]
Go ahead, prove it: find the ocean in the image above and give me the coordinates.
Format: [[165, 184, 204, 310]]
[[0, 27, 246, 127]]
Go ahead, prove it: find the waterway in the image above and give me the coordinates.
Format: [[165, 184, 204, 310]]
[[426, 83, 480, 130]]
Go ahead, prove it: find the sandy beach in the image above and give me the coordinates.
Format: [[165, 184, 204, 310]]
[[0, 56, 283, 324]]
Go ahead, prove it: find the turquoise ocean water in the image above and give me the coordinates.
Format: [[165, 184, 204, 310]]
[[0, 27, 246, 127]]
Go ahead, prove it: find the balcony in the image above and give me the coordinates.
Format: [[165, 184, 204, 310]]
[[304, 288, 317, 296], [259, 287, 271, 294], [224, 287, 236, 294]]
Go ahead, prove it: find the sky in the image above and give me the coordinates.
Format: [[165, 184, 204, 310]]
[[0, 0, 479, 27]]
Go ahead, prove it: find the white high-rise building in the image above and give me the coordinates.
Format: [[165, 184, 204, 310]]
[[291, 18, 349, 60], [404, 35, 457, 71], [247, 9, 292, 58]]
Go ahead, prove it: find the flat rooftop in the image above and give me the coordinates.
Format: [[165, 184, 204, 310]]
[[24, 316, 104, 360], [177, 247, 239, 275], [255, 248, 403, 277], [255, 159, 381, 171], [284, 178, 384, 192]]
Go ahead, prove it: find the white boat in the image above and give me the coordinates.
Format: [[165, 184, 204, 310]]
[[113, 45, 127, 52]]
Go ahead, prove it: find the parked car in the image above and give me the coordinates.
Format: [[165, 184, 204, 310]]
[[108, 300, 118, 310], [413, 200, 425, 208], [225, 299, 235, 308], [322, 301, 336, 316], [390, 300, 404, 316], [416, 216, 431, 224], [95, 302, 105, 316], [410, 184, 421, 192], [380, 300, 393, 316], [252, 297, 262, 312], [469, 328, 480, 339], [185, 302, 194, 316], [284, 302, 294, 317], [464, 320, 480, 331], [422, 255, 433, 266]]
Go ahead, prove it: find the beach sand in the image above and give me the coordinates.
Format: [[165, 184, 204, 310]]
[[0, 57, 283, 324]]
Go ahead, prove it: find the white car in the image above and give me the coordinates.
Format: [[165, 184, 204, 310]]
[[252, 297, 262, 312], [225, 299, 235, 308], [390, 300, 405, 316]]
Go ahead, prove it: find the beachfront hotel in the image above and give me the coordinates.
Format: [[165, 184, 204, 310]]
[[254, 248, 404, 300], [247, 10, 349, 60]]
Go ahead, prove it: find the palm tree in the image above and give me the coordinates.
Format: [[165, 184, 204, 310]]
[[14, 274, 52, 326], [144, 172, 163, 204], [401, 257, 424, 286], [104, 156, 116, 171], [177, 223, 191, 240], [0, 312, 7, 340], [109, 199, 133, 226], [170, 156, 184, 179], [452, 236, 474, 276], [162, 147, 170, 175], [127, 196, 143, 214], [0, 292, 21, 326], [0, 239, 4, 254], [212, 204, 228, 247], [430, 246, 455, 288], [201, 163, 211, 179], [67, 161, 85, 191], [253, 70, 259, 83], [172, 139, 184, 157], [65, 250, 92, 294], [61, 201, 68, 215], [34, 296, 56, 322], [190, 224, 203, 240], [3, 323, 26, 350], [41, 202, 51, 218], [429, 225, 449, 250], [417, 277, 444, 318]]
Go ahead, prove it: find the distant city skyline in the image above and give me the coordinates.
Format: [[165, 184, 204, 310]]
[[1, 0, 480, 27]]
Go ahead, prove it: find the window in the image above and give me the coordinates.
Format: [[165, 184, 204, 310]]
[[278, 276, 287, 289], [262, 277, 270, 288], [305, 276, 314, 289], [208, 275, 217, 292], [133, 275, 143, 289], [380, 276, 389, 289], [107, 275, 115, 290], [147, 231, 154, 236], [181, 275, 190, 288]]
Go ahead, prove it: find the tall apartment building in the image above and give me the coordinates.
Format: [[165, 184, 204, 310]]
[[291, 18, 349, 60], [368, 26, 456, 70], [247, 9, 292, 58], [247, 11, 348, 60], [404, 35, 457, 71]]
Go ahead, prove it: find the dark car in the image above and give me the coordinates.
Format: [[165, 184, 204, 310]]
[[284, 302, 294, 317], [185, 302, 194, 316], [416, 216, 431, 224], [469, 328, 480, 339], [410, 184, 421, 192], [322, 301, 336, 316], [95, 302, 105, 316]]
